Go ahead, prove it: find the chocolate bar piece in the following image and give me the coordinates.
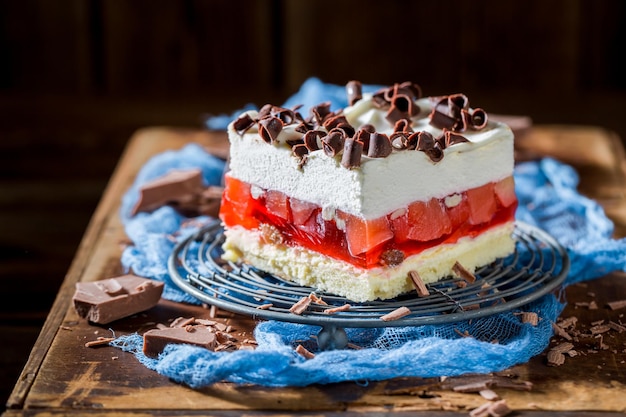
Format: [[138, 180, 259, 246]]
[[143, 326, 217, 358], [73, 275, 164, 324], [131, 168, 205, 215]]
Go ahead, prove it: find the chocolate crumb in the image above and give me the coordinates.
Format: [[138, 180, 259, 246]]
[[408, 270, 430, 297], [452, 261, 476, 284], [380, 249, 405, 266], [546, 350, 566, 366], [290, 296, 312, 315], [324, 304, 351, 314], [295, 344, 316, 359], [607, 299, 626, 311], [380, 306, 411, 322]]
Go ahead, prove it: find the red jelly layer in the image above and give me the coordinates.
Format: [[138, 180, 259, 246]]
[[220, 174, 517, 269]]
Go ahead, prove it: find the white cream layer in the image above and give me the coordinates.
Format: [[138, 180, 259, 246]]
[[227, 95, 514, 220]]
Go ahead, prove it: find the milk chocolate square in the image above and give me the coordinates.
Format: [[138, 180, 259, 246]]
[[73, 275, 164, 324]]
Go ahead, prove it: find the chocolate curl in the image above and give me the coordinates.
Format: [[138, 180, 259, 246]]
[[322, 130, 345, 157], [390, 132, 409, 150], [258, 116, 284, 143], [311, 102, 332, 125], [323, 114, 355, 138], [355, 128, 372, 154], [341, 138, 364, 168], [368, 133, 392, 158], [444, 130, 470, 147], [271, 106, 297, 125], [303, 130, 326, 151], [292, 143, 309, 163], [464, 108, 488, 130], [257, 103, 273, 119], [429, 93, 488, 132], [346, 80, 363, 106], [415, 131, 444, 162], [393, 119, 413, 133], [448, 94, 468, 118], [233, 113, 255, 135]]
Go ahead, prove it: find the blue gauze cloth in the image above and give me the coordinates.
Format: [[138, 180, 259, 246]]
[[113, 78, 626, 387]]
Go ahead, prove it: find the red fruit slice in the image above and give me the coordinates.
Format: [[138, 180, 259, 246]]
[[406, 199, 452, 241], [466, 182, 496, 224], [265, 189, 290, 220], [219, 176, 259, 229], [446, 194, 469, 230], [345, 214, 393, 256], [290, 198, 318, 225], [494, 176, 517, 207], [390, 209, 410, 243]]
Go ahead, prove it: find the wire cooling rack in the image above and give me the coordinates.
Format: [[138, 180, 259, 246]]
[[168, 220, 569, 349]]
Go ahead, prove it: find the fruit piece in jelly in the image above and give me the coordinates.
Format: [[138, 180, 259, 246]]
[[406, 199, 452, 241], [345, 215, 393, 256], [466, 183, 497, 224]]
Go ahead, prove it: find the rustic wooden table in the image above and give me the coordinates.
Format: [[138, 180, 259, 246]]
[[4, 126, 626, 416]]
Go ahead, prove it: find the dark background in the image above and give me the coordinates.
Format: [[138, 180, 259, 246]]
[[1, 0, 626, 411]]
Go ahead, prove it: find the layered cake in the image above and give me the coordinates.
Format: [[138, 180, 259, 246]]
[[219, 81, 517, 302]]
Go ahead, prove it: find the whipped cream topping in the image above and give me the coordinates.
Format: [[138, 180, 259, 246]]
[[226, 84, 514, 219]]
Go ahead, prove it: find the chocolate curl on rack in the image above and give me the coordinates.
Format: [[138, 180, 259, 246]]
[[322, 129, 345, 157], [258, 116, 284, 144], [341, 138, 364, 168], [346, 80, 363, 106]]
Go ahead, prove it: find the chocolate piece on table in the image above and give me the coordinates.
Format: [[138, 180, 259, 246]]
[[131, 168, 205, 215], [73, 275, 164, 324], [143, 326, 217, 358]]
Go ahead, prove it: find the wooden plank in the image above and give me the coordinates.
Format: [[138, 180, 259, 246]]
[[7, 126, 626, 415]]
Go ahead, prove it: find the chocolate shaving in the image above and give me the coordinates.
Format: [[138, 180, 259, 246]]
[[380, 306, 411, 322], [322, 129, 345, 157], [367, 133, 392, 158], [606, 299, 626, 310], [408, 270, 430, 297], [324, 304, 352, 314], [341, 138, 364, 169], [303, 130, 326, 151], [444, 130, 470, 147], [258, 116, 283, 144], [393, 119, 413, 133], [429, 93, 489, 132], [295, 344, 315, 359], [346, 80, 363, 106], [233, 113, 255, 135], [292, 143, 309, 161], [323, 114, 355, 138], [452, 261, 476, 284], [289, 295, 312, 315], [310, 102, 332, 125], [355, 128, 371, 153]]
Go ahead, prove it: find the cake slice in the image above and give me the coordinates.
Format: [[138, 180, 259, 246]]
[[219, 81, 517, 302]]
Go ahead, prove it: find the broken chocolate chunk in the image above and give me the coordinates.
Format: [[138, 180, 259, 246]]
[[73, 275, 164, 324], [131, 168, 205, 215], [143, 326, 217, 358]]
